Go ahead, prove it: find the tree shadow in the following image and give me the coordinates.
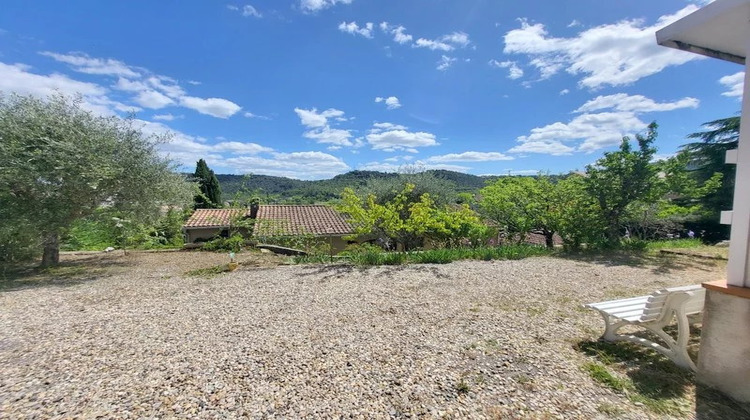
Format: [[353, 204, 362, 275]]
[[576, 335, 750, 418], [556, 250, 721, 275], [0, 254, 132, 292]]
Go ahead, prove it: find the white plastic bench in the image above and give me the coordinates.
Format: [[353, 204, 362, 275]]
[[584, 285, 706, 371]]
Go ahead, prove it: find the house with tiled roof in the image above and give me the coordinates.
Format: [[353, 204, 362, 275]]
[[182, 204, 356, 253]]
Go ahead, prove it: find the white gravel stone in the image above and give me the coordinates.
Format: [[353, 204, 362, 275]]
[[0, 255, 725, 418]]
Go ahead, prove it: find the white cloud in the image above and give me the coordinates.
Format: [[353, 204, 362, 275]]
[[244, 111, 271, 120], [153, 113, 183, 121], [372, 122, 407, 131], [719, 71, 744, 98], [426, 151, 514, 163], [509, 92, 697, 155], [380, 22, 413, 44], [359, 161, 470, 173], [567, 20, 581, 28], [559, 89, 570, 95], [294, 107, 353, 146], [437, 55, 456, 71], [302, 126, 353, 146], [229, 4, 261, 18], [338, 21, 373, 38], [366, 122, 439, 151], [187, 80, 201, 85], [134, 90, 174, 109], [414, 31, 470, 52], [224, 151, 350, 179], [375, 96, 401, 109], [503, 6, 702, 88], [294, 107, 345, 128], [489, 59, 524, 79], [574, 93, 699, 113], [42, 51, 242, 119], [299, 0, 352, 13], [0, 61, 138, 116], [179, 96, 242, 118], [39, 51, 140, 78]]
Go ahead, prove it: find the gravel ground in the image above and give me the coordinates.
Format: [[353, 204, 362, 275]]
[[0, 252, 737, 419]]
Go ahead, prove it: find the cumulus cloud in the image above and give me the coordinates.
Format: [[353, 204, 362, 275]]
[[153, 113, 183, 121], [509, 93, 699, 155], [366, 122, 439, 151], [39, 51, 140, 78], [426, 151, 514, 163], [223, 151, 350, 179], [179, 96, 242, 118], [42, 51, 243, 118], [575, 93, 699, 113], [560, 89, 570, 95], [338, 21, 374, 38], [134, 90, 174, 109], [437, 55, 456, 71], [294, 107, 353, 146], [0, 61, 137, 116], [380, 22, 413, 44], [719, 71, 744, 98], [414, 31, 470, 51], [489, 59, 524, 79], [227, 4, 262, 18], [359, 161, 470, 173], [375, 96, 401, 109], [299, 0, 352, 13], [503, 6, 702, 88]]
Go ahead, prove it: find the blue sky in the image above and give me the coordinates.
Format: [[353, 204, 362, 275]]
[[0, 0, 743, 179]]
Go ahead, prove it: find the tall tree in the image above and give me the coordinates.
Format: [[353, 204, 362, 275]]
[[193, 159, 222, 208], [0, 93, 194, 266], [479, 176, 568, 248], [681, 116, 739, 216], [585, 122, 659, 243]]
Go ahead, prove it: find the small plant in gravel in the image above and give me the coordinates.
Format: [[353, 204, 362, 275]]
[[455, 379, 471, 395], [185, 264, 232, 278]]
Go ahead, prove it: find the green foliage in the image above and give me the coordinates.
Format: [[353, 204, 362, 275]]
[[0, 93, 194, 265], [201, 234, 245, 252], [585, 122, 659, 243], [254, 232, 331, 256], [193, 159, 222, 208], [185, 264, 232, 278], [339, 183, 488, 251], [681, 116, 739, 217], [583, 362, 631, 393]]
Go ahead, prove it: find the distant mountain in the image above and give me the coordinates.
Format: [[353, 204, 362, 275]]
[[216, 170, 500, 204]]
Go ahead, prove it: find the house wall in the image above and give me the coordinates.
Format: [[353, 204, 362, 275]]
[[185, 227, 224, 244]]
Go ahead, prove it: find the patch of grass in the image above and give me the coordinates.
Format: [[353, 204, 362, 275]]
[[185, 264, 231, 278], [645, 238, 703, 251], [597, 402, 625, 416], [583, 362, 631, 393], [455, 379, 470, 395], [577, 339, 695, 417]]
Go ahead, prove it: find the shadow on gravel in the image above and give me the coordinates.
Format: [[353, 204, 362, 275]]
[[575, 337, 750, 419], [0, 255, 132, 292], [556, 251, 721, 275]]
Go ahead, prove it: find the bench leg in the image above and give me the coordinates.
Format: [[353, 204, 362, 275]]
[[598, 312, 629, 342], [596, 308, 697, 371]]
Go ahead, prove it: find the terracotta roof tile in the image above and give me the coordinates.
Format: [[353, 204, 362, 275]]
[[184, 208, 245, 228], [254, 205, 353, 237], [184, 206, 354, 237]]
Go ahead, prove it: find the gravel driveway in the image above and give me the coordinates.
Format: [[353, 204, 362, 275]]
[[0, 254, 731, 418]]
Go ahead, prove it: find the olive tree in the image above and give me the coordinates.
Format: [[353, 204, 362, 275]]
[[0, 94, 194, 266]]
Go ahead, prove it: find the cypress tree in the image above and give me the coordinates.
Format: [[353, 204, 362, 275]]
[[194, 159, 222, 208]]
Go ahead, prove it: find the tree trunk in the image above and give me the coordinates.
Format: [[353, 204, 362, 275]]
[[41, 232, 60, 267], [544, 230, 555, 249]]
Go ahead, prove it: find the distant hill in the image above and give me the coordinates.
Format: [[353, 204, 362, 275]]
[[216, 170, 500, 204]]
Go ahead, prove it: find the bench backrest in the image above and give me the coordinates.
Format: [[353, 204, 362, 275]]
[[640, 285, 705, 322]]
